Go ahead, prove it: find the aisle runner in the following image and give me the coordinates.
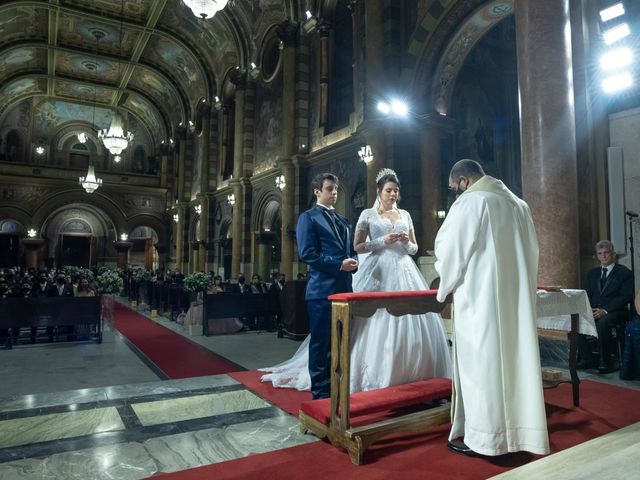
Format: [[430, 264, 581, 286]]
[[113, 303, 244, 378], [151, 378, 640, 480]]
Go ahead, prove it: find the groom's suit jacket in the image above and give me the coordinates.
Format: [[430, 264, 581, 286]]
[[296, 205, 357, 301]]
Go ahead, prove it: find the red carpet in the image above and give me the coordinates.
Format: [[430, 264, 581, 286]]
[[113, 303, 244, 378], [151, 377, 640, 479]]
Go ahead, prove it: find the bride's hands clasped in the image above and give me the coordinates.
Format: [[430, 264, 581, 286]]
[[383, 232, 409, 244]]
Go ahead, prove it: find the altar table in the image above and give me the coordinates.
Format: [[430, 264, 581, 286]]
[[536, 288, 596, 406]]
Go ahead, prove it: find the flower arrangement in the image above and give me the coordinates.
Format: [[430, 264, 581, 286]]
[[183, 272, 210, 293], [95, 269, 123, 294], [62, 265, 94, 281], [132, 268, 152, 283]]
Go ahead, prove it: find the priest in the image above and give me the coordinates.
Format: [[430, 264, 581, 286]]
[[435, 159, 549, 457]]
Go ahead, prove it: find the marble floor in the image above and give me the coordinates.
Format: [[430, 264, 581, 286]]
[[0, 300, 638, 479]]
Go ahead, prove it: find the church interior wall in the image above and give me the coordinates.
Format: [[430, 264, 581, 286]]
[[609, 107, 640, 289]]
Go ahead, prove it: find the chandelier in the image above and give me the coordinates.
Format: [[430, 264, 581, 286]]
[[183, 0, 230, 19], [79, 164, 102, 193], [99, 111, 133, 156]]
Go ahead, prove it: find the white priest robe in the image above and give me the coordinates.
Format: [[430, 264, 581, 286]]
[[434, 175, 549, 456]]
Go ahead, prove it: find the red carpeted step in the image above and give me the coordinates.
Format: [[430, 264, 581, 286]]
[[300, 378, 452, 425]]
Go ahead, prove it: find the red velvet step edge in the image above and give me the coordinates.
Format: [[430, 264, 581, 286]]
[[328, 290, 439, 302], [300, 378, 452, 426]]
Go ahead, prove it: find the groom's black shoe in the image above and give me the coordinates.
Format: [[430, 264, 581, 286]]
[[447, 440, 480, 457]]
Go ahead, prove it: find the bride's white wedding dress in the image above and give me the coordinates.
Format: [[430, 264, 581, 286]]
[[260, 208, 452, 392]]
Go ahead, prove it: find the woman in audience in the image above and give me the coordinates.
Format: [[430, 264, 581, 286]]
[[250, 274, 267, 294]]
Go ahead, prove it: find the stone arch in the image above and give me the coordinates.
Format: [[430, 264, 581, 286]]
[[41, 203, 117, 267], [409, 0, 515, 115], [0, 218, 26, 236], [125, 213, 168, 248], [32, 189, 127, 235], [0, 208, 31, 232], [252, 190, 282, 232]]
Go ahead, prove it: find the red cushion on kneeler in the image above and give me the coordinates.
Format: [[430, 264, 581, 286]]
[[328, 290, 439, 302], [300, 378, 452, 426]]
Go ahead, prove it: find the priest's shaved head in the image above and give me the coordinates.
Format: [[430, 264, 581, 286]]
[[449, 159, 485, 181]]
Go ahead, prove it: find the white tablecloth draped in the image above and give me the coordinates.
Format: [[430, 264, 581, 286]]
[[536, 289, 597, 337]]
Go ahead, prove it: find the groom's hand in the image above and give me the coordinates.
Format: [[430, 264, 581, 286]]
[[340, 258, 358, 272]]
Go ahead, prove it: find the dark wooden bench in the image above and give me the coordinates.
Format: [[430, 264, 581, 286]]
[[202, 293, 281, 335], [298, 290, 452, 465], [0, 297, 102, 349]]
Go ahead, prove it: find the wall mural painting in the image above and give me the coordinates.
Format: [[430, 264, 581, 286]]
[[34, 100, 114, 139], [0, 47, 40, 78], [124, 94, 162, 144], [129, 67, 182, 127], [0, 79, 43, 112], [0, 6, 43, 42], [254, 76, 283, 174], [145, 37, 205, 101], [191, 137, 202, 200], [54, 80, 113, 105], [56, 51, 121, 84], [60, 17, 125, 54]]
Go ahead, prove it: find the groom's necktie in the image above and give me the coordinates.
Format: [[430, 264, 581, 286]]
[[600, 267, 607, 289], [321, 208, 345, 247]]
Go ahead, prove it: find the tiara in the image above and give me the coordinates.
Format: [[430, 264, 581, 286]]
[[376, 168, 397, 183]]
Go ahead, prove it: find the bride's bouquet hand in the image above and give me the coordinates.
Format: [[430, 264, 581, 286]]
[[396, 232, 409, 243], [383, 233, 400, 244]]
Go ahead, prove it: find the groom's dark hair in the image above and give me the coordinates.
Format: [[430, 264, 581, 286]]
[[311, 172, 339, 192]]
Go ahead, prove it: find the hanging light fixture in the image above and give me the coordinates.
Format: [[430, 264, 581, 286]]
[[79, 30, 104, 194], [100, 0, 133, 156], [99, 111, 133, 155], [183, 0, 230, 19], [79, 165, 103, 193]]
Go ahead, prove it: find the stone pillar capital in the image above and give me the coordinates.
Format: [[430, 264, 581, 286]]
[[20, 238, 45, 250], [230, 68, 247, 89]]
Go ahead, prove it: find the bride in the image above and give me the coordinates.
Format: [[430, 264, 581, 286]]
[[261, 169, 451, 392]]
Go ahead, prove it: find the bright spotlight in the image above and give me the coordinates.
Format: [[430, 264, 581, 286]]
[[602, 72, 633, 93], [600, 47, 633, 70], [599, 3, 625, 22], [377, 101, 391, 114], [603, 23, 630, 45], [390, 100, 408, 117]]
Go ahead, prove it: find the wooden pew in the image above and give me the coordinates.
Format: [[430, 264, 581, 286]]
[[202, 293, 281, 335], [0, 297, 102, 349], [298, 290, 452, 465]]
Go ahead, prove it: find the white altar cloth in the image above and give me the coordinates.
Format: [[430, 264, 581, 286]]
[[536, 289, 597, 337]]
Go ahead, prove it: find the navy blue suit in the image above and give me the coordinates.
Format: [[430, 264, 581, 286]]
[[297, 204, 357, 399]]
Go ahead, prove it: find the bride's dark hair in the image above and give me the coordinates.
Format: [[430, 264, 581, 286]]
[[376, 173, 401, 190]]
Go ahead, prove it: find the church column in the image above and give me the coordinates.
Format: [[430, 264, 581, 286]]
[[358, 124, 386, 205], [277, 158, 295, 278], [277, 20, 298, 280], [360, 1, 388, 205], [174, 204, 185, 273], [198, 108, 211, 273], [112, 240, 133, 270], [419, 127, 442, 253], [318, 22, 332, 128], [160, 152, 168, 188], [177, 131, 187, 203], [21, 238, 45, 270], [230, 72, 246, 278], [515, 0, 580, 287]]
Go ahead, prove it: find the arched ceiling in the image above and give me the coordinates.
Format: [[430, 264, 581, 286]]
[[0, 0, 266, 146]]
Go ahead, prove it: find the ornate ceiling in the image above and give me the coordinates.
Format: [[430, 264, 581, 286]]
[[0, 0, 289, 146]]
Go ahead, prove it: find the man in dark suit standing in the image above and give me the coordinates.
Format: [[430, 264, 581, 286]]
[[297, 172, 358, 399], [579, 240, 634, 373], [48, 273, 74, 297]]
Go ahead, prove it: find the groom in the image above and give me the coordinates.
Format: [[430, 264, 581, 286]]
[[297, 173, 358, 399]]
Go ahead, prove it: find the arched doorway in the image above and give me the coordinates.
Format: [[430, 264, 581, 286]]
[[42, 205, 116, 269], [0, 219, 26, 267], [254, 199, 281, 280]]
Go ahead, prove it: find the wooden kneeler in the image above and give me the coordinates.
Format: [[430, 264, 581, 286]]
[[298, 290, 453, 465]]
